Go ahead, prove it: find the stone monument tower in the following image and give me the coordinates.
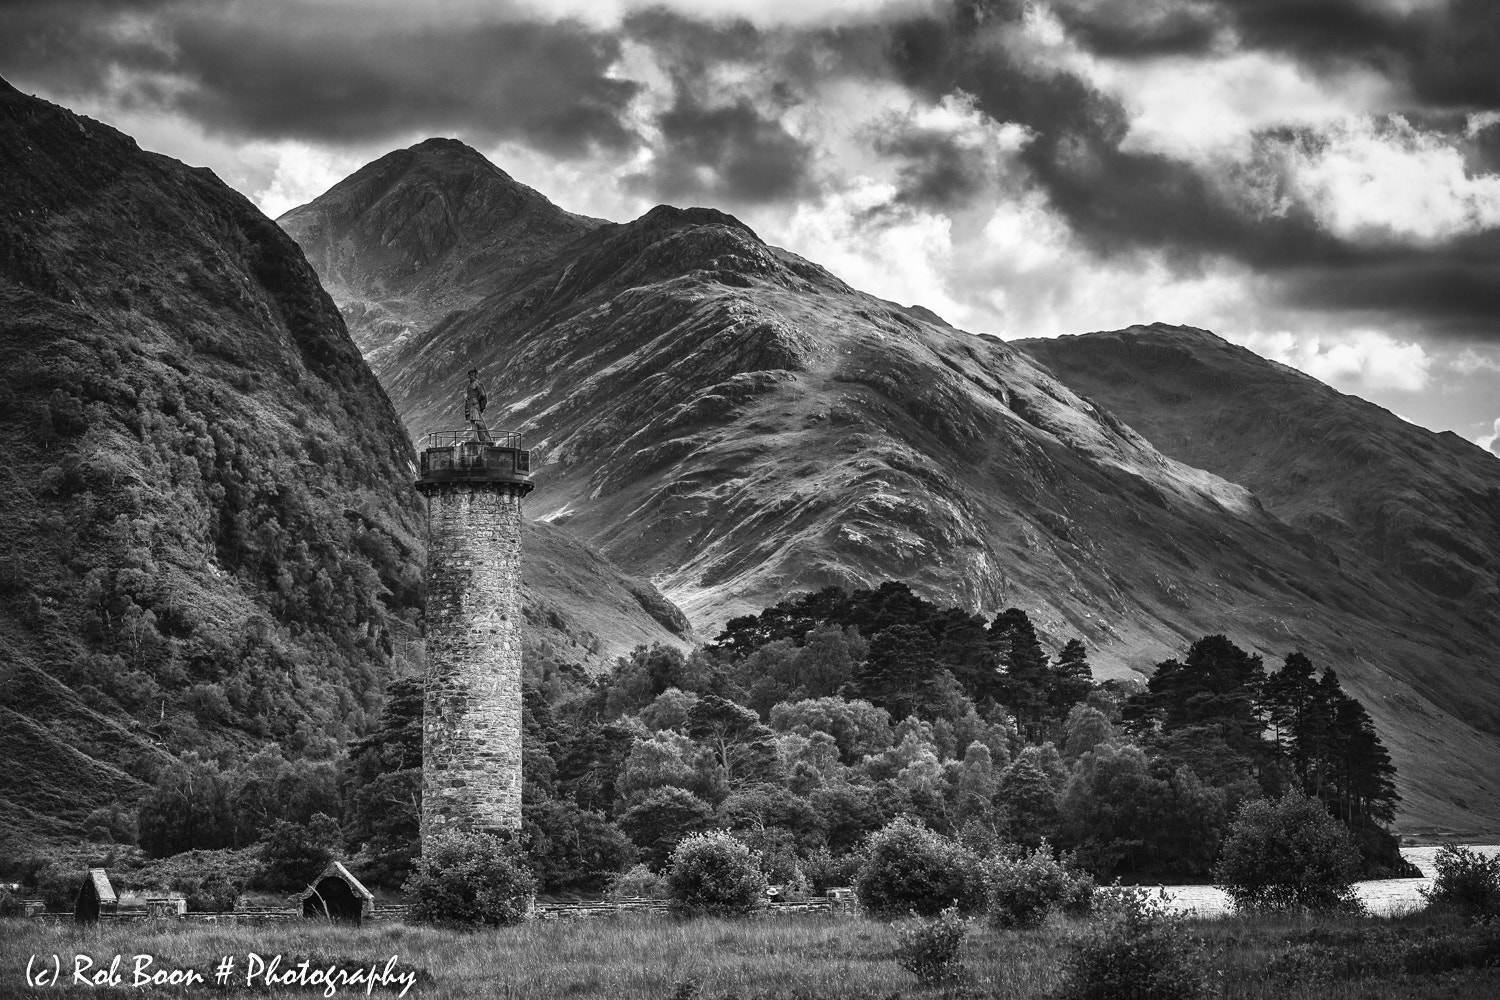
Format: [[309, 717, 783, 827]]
[[415, 378, 532, 843]]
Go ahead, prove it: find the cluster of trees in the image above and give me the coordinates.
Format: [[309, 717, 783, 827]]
[[334, 581, 1402, 890], [51, 580, 1404, 902]]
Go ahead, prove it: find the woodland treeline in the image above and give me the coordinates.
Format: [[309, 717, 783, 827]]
[[16, 581, 1406, 897]]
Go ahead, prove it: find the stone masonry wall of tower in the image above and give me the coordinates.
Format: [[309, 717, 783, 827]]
[[420, 481, 526, 840]]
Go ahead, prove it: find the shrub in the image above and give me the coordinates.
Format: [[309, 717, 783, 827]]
[[1214, 794, 1361, 913], [82, 805, 139, 846], [983, 841, 1095, 929], [0, 886, 24, 916], [894, 906, 969, 984], [804, 846, 864, 896], [606, 864, 668, 901], [617, 787, 715, 869], [1057, 886, 1206, 1000], [30, 863, 80, 913], [176, 875, 240, 913], [403, 831, 536, 927], [855, 818, 985, 918], [257, 813, 342, 889], [522, 798, 636, 893], [1423, 845, 1500, 923], [665, 831, 768, 917]]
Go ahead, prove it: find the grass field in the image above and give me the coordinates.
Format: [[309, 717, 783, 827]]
[[3, 909, 1499, 999]]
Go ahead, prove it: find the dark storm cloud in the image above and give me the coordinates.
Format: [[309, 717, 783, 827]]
[[872, 121, 999, 209], [1206, 0, 1500, 111], [1037, 0, 1500, 113], [1282, 230, 1500, 334], [1407, 0, 1500, 108], [847, 0, 1500, 341], [0, 0, 639, 155], [166, 13, 638, 154], [623, 88, 816, 204], [871, 1, 1342, 265], [1211, 0, 1411, 61], [618, 10, 817, 205], [1047, 0, 1224, 59]]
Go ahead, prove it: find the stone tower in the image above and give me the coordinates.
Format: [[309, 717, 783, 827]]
[[415, 425, 532, 842]]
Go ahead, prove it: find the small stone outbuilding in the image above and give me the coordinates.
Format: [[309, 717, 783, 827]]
[[299, 862, 374, 924], [74, 869, 117, 924]]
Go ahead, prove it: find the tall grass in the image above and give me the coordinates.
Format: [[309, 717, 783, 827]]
[[2, 908, 1497, 999]]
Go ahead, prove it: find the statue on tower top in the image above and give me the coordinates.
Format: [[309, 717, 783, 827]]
[[463, 368, 492, 443]]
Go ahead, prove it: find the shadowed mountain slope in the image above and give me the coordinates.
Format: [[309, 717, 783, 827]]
[[0, 83, 685, 847], [0, 76, 425, 847], [1014, 324, 1500, 621], [277, 139, 603, 376], [334, 181, 1500, 833]]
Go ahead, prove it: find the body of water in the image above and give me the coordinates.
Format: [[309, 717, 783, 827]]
[[1147, 844, 1500, 917]]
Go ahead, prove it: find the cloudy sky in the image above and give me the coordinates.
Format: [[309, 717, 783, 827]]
[[5, 0, 1499, 453]]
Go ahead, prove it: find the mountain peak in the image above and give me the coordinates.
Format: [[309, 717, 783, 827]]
[[409, 135, 485, 155], [634, 204, 761, 242], [276, 140, 604, 365]]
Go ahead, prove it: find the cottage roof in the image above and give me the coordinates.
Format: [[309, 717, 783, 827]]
[[297, 861, 374, 903], [87, 869, 117, 904]]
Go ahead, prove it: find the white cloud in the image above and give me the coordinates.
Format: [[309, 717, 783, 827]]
[[1451, 348, 1500, 376], [1239, 329, 1434, 393], [1477, 418, 1500, 456], [253, 143, 373, 218], [781, 178, 970, 321], [1105, 54, 1397, 163], [1274, 116, 1500, 246]]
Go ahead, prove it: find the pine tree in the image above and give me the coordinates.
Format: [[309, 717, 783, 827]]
[[996, 747, 1060, 849], [989, 608, 1050, 736], [1262, 652, 1317, 773], [852, 624, 940, 720], [1332, 693, 1399, 824], [1048, 638, 1094, 717]]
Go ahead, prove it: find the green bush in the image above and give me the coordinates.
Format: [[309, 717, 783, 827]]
[[665, 831, 768, 917], [606, 864, 668, 901], [1214, 794, 1361, 913], [82, 805, 139, 845], [176, 874, 240, 913], [982, 842, 1095, 929], [0, 886, 24, 916], [1423, 845, 1500, 923], [855, 818, 985, 918], [1057, 886, 1206, 1000], [403, 831, 536, 927], [30, 863, 80, 913], [522, 798, 636, 893], [257, 813, 341, 889], [804, 846, 864, 895], [894, 906, 969, 984]]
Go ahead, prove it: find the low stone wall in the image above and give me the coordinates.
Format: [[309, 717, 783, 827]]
[[27, 897, 854, 925], [31, 906, 410, 926], [532, 897, 856, 920]]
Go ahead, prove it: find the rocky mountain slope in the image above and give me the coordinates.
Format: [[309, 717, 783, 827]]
[[0, 83, 684, 848], [285, 139, 1500, 833], [277, 139, 602, 377]]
